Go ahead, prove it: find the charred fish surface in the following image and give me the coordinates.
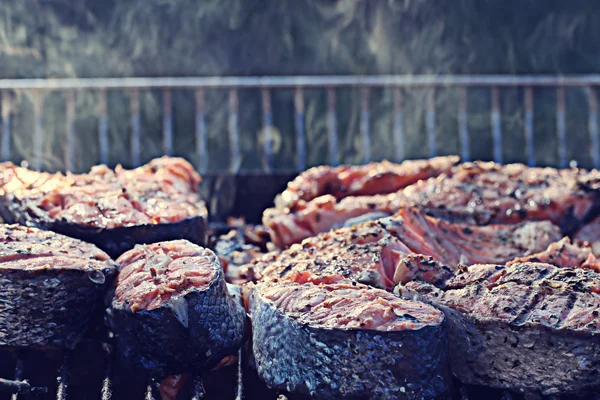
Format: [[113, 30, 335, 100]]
[[0, 224, 116, 349], [397, 260, 600, 396], [248, 208, 559, 289], [107, 240, 245, 378], [264, 156, 459, 247], [0, 157, 208, 258], [248, 282, 452, 399]]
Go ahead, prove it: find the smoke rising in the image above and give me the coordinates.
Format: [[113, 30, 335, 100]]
[[0, 1, 599, 171]]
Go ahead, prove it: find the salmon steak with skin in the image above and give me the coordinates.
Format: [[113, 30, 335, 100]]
[[264, 156, 459, 247], [397, 258, 600, 396], [0, 157, 208, 258], [247, 281, 452, 399], [0, 224, 117, 349], [248, 208, 560, 290], [106, 240, 245, 379], [403, 161, 600, 233], [264, 159, 600, 248]]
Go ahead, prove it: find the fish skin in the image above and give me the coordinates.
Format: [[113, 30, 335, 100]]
[[107, 254, 245, 379], [0, 225, 117, 349], [248, 282, 452, 400], [397, 261, 600, 397]]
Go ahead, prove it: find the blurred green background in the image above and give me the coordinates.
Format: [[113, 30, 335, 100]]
[[1, 0, 599, 171]]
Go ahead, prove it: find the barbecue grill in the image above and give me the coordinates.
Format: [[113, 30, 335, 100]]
[[1, 75, 599, 400]]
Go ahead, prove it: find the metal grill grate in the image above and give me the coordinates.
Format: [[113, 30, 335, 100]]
[[0, 75, 600, 172], [2, 349, 582, 400]]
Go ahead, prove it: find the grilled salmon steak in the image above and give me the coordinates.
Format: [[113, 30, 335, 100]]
[[0, 157, 208, 258], [264, 156, 459, 247], [106, 240, 245, 379], [0, 224, 117, 348], [265, 159, 600, 247], [248, 208, 560, 290], [248, 281, 452, 399], [397, 259, 600, 396]]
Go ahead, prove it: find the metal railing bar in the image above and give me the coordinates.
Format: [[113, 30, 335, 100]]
[[261, 88, 273, 172], [360, 87, 371, 164], [393, 87, 405, 162], [524, 86, 535, 167], [294, 87, 306, 171], [32, 91, 45, 170], [195, 89, 208, 173], [65, 90, 75, 171], [162, 89, 173, 156], [458, 86, 470, 161], [129, 89, 141, 167], [98, 90, 109, 165], [3, 75, 600, 90], [587, 86, 600, 169], [1, 90, 11, 161], [491, 86, 503, 163], [228, 89, 241, 172], [426, 88, 437, 157], [556, 87, 567, 168], [394, 87, 405, 162], [327, 87, 339, 166]]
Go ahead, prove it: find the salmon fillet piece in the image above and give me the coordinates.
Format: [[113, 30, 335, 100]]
[[397, 260, 600, 396], [404, 161, 600, 231], [250, 208, 560, 290], [264, 156, 459, 247], [275, 156, 459, 210], [0, 156, 204, 228], [265, 159, 600, 248]]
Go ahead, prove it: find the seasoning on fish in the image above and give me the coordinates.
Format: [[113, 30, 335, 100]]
[[403, 161, 600, 233], [506, 237, 600, 272], [0, 156, 208, 258], [248, 281, 452, 399], [106, 240, 245, 378], [397, 260, 600, 396], [249, 208, 560, 290], [264, 156, 459, 247], [0, 224, 117, 348], [265, 159, 600, 247]]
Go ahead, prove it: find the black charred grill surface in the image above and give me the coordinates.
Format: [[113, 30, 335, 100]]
[[0, 157, 208, 258], [398, 262, 600, 397], [0, 224, 117, 349], [106, 240, 245, 380], [248, 281, 452, 399]]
